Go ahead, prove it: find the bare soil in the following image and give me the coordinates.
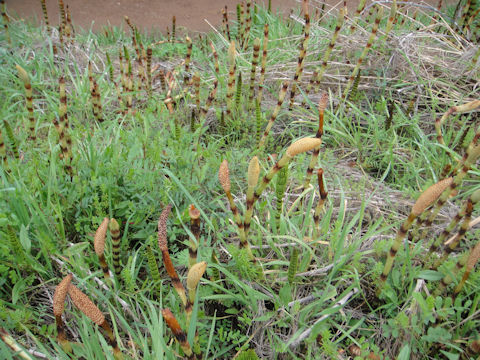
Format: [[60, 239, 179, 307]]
[[5, 0, 448, 33]]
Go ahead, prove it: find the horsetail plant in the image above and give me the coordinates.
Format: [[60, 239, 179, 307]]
[[384, 0, 397, 39], [105, 52, 114, 82], [109, 218, 122, 278], [92, 80, 103, 122], [67, 284, 123, 359], [186, 261, 207, 327], [218, 159, 250, 258], [184, 36, 192, 85], [235, 72, 242, 111], [162, 308, 195, 360], [248, 38, 260, 110], [244, 156, 260, 238], [193, 72, 201, 114], [303, 92, 327, 191], [453, 240, 480, 296], [57, 76, 73, 177], [254, 138, 322, 205], [58, 0, 66, 33], [430, 189, 480, 267], [313, 168, 328, 241], [16, 65, 36, 140], [0, 0, 9, 44], [209, 42, 220, 78], [255, 99, 263, 147], [378, 177, 453, 292], [237, 3, 245, 46], [222, 6, 231, 41], [53, 274, 73, 353], [289, 0, 310, 110], [200, 79, 218, 121], [258, 81, 288, 149], [433, 252, 468, 297], [65, 4, 74, 41], [94, 217, 111, 282], [431, 201, 474, 272], [257, 24, 269, 103], [275, 166, 288, 231], [188, 205, 201, 268], [146, 46, 152, 94], [349, 0, 367, 34], [435, 99, 480, 147], [419, 143, 480, 242], [305, 8, 344, 100], [40, 0, 50, 34], [158, 205, 188, 307], [340, 5, 383, 108], [287, 248, 299, 290], [244, 1, 253, 47], [226, 41, 237, 119]]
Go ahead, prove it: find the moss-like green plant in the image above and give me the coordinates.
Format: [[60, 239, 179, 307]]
[[235, 71, 242, 111], [275, 166, 288, 230], [2, 119, 18, 159], [121, 256, 135, 293], [145, 235, 161, 286], [287, 247, 299, 285]]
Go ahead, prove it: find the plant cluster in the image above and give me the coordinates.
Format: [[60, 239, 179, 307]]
[[0, 0, 480, 359]]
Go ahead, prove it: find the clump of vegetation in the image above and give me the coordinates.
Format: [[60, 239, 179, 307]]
[[0, 0, 479, 359]]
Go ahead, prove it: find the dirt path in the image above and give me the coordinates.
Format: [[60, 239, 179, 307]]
[[5, 0, 448, 34]]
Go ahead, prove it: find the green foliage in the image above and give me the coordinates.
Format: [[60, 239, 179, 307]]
[[287, 247, 298, 285], [0, 2, 479, 359], [226, 244, 261, 280], [237, 348, 260, 360]]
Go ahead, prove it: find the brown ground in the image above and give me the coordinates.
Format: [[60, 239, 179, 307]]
[[5, 0, 449, 33]]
